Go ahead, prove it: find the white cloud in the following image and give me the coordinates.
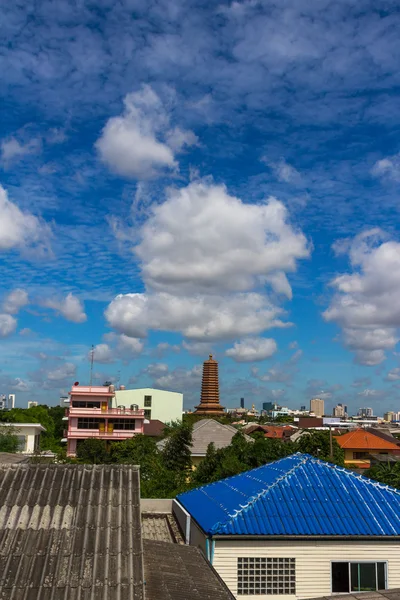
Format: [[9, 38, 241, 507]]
[[1, 137, 41, 165], [44, 293, 87, 323], [386, 368, 400, 382], [372, 154, 400, 182], [47, 362, 76, 381], [106, 292, 288, 341], [182, 341, 213, 356], [264, 157, 302, 184], [136, 181, 309, 295], [0, 184, 51, 254], [323, 229, 400, 365], [2, 289, 29, 315], [106, 180, 309, 343], [96, 85, 196, 179], [0, 314, 17, 338], [92, 334, 144, 364], [226, 337, 277, 362], [153, 364, 202, 393], [288, 341, 298, 349]]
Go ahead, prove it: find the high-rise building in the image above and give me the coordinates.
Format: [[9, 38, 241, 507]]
[[333, 404, 345, 418], [27, 401, 38, 409], [262, 402, 275, 413], [240, 397, 245, 409], [194, 355, 225, 415], [384, 411, 395, 422], [310, 398, 324, 417], [358, 407, 373, 418]]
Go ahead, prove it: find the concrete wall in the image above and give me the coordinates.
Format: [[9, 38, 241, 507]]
[[212, 539, 400, 600], [141, 499, 173, 513], [115, 388, 183, 423]]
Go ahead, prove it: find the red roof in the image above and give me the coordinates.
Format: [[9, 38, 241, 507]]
[[335, 428, 400, 450]]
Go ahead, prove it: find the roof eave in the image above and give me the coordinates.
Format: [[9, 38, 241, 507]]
[[211, 534, 400, 541]]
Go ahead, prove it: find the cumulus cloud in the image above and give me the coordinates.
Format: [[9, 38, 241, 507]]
[[0, 184, 51, 254], [0, 314, 17, 338], [386, 368, 400, 382], [106, 180, 309, 345], [1, 136, 41, 165], [136, 181, 309, 295], [2, 289, 29, 315], [323, 229, 400, 365], [96, 85, 196, 179], [91, 334, 144, 364], [46, 362, 76, 381], [372, 154, 400, 182], [44, 293, 87, 323], [226, 337, 277, 362]]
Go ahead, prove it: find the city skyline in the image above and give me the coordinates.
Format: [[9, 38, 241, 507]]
[[2, 2, 400, 414]]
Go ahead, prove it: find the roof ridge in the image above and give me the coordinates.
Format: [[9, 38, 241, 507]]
[[210, 454, 309, 533]]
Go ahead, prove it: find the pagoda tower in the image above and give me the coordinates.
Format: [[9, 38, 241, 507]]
[[194, 355, 225, 416]]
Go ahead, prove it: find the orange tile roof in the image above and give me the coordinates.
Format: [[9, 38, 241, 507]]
[[335, 428, 400, 450]]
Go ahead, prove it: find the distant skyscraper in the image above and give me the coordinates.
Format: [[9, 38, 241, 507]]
[[240, 397, 245, 409], [194, 355, 225, 416], [310, 398, 324, 417], [262, 402, 275, 413], [333, 404, 345, 418], [358, 407, 373, 418], [300, 405, 306, 412]]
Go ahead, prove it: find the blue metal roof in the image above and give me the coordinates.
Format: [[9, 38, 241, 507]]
[[177, 453, 400, 536]]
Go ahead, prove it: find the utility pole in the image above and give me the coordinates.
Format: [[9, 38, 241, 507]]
[[329, 425, 333, 462]]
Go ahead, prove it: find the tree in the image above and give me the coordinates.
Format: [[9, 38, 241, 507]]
[[366, 462, 400, 489], [0, 425, 20, 453], [296, 431, 344, 466], [161, 422, 193, 492], [76, 439, 108, 464]]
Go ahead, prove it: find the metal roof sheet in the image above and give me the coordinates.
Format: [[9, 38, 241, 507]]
[[177, 453, 400, 537], [336, 429, 400, 450], [0, 464, 144, 600]]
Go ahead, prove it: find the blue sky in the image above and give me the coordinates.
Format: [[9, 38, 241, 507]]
[[1, 0, 400, 414]]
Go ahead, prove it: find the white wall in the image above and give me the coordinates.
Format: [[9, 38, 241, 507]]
[[211, 539, 400, 600], [115, 388, 183, 423], [12, 425, 42, 453]]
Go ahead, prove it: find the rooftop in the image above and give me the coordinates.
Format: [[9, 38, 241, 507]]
[[310, 590, 400, 600], [158, 418, 253, 455], [177, 453, 400, 537], [336, 428, 400, 450]]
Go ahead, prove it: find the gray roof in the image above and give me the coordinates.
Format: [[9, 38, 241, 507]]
[[0, 453, 31, 464], [158, 419, 253, 455], [142, 513, 184, 544], [311, 590, 400, 600], [143, 540, 235, 600], [0, 463, 143, 600]]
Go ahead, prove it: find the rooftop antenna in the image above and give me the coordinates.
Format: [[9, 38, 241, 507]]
[[89, 345, 94, 387]]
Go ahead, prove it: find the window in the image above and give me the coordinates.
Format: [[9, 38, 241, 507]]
[[353, 452, 369, 459], [332, 562, 386, 593], [108, 419, 136, 430], [144, 409, 151, 420], [144, 395, 152, 407], [237, 558, 295, 595], [17, 435, 27, 452], [72, 400, 101, 408], [77, 418, 101, 429]]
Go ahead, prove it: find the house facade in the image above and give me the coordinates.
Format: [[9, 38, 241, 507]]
[[335, 428, 400, 468], [2, 422, 45, 453], [115, 387, 183, 423], [64, 384, 145, 457], [174, 453, 400, 599]]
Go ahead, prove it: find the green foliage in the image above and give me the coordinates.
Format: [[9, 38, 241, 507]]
[[0, 424, 20, 453], [296, 431, 344, 465], [161, 422, 193, 493], [366, 462, 400, 489], [76, 439, 109, 464], [0, 405, 64, 453]]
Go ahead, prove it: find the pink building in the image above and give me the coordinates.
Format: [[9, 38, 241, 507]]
[[65, 384, 145, 457]]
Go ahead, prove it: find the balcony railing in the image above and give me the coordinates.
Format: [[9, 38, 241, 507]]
[[67, 429, 140, 439], [67, 407, 145, 417]]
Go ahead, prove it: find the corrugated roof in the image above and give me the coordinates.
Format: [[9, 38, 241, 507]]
[[143, 540, 235, 600], [310, 590, 400, 600], [177, 453, 400, 537], [0, 463, 143, 600], [336, 428, 400, 450]]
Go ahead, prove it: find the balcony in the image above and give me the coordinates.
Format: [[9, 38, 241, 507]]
[[67, 407, 145, 418], [67, 429, 141, 440]]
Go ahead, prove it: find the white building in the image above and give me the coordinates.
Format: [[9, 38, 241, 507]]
[[310, 397, 324, 417], [174, 453, 400, 599], [27, 401, 38, 409], [1, 423, 46, 453], [115, 387, 183, 423]]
